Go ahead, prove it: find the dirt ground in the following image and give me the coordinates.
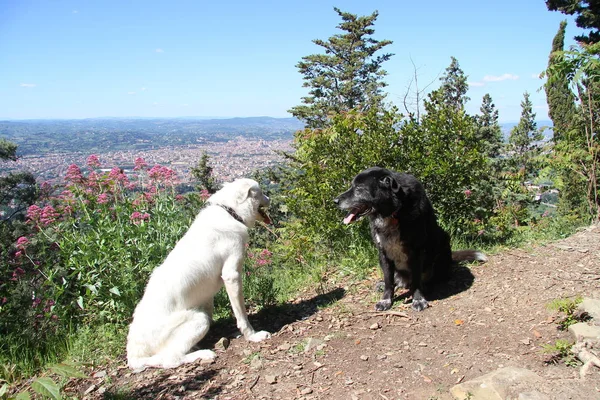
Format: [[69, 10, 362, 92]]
[[67, 225, 600, 399]]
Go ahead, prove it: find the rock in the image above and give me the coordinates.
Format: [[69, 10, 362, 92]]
[[369, 322, 380, 330], [360, 355, 369, 361], [200, 358, 215, 365], [92, 370, 107, 378], [277, 343, 291, 351], [568, 322, 600, 342], [304, 337, 325, 352], [264, 375, 278, 384], [216, 337, 230, 351], [300, 387, 313, 395], [250, 356, 263, 370], [83, 384, 96, 395], [450, 367, 545, 400], [579, 298, 600, 321]]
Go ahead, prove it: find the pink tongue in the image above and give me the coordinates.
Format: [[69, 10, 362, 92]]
[[343, 213, 356, 225]]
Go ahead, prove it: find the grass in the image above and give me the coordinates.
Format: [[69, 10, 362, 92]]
[[546, 296, 584, 330]]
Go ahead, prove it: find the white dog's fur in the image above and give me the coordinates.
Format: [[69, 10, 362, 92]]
[[126, 178, 271, 369]]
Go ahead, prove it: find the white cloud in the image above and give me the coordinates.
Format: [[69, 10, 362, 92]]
[[483, 73, 519, 82], [141, 87, 146, 91], [127, 91, 136, 95], [20, 83, 36, 88], [155, 48, 164, 53], [152, 102, 159, 106], [72, 10, 78, 14], [468, 81, 485, 87]]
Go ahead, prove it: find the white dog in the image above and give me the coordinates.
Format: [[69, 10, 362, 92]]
[[126, 178, 272, 369]]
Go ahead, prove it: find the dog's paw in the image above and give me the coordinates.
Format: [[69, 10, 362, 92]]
[[411, 298, 428, 311], [247, 330, 271, 342], [375, 299, 392, 311]]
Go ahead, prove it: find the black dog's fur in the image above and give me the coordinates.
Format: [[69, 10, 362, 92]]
[[334, 167, 486, 311]]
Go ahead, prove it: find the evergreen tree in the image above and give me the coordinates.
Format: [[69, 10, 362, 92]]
[[545, 20, 578, 143], [190, 151, 219, 194], [508, 92, 543, 182], [475, 93, 504, 159], [439, 56, 470, 111], [0, 139, 37, 223], [546, 0, 600, 44], [288, 7, 393, 128]]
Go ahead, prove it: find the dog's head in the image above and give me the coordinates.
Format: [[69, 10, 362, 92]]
[[334, 167, 404, 224], [209, 178, 271, 227]]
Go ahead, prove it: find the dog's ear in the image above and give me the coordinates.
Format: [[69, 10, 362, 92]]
[[380, 175, 401, 193], [236, 180, 259, 204]]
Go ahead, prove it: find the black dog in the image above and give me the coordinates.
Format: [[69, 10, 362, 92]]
[[334, 167, 486, 311]]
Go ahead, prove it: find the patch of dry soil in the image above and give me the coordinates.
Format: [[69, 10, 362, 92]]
[[68, 225, 600, 399]]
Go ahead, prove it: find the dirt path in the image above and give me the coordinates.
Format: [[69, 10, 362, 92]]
[[70, 225, 600, 399]]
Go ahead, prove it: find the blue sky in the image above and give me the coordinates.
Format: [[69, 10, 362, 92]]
[[0, 0, 584, 122]]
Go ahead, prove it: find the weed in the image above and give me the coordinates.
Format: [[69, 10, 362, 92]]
[[547, 296, 584, 330], [542, 339, 580, 367]]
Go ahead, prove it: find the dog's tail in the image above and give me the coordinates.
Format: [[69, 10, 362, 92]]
[[451, 249, 487, 263]]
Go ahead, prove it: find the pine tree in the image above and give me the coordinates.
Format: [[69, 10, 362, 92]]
[[475, 94, 503, 159], [439, 56, 470, 111], [288, 7, 393, 128], [546, 0, 600, 44], [508, 92, 542, 182], [190, 151, 219, 194], [544, 20, 578, 143]]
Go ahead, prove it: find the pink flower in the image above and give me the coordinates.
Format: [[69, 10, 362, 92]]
[[16, 236, 29, 248], [148, 165, 177, 184], [14, 250, 23, 258], [97, 193, 109, 204], [477, 229, 485, 236], [175, 194, 184, 202], [130, 211, 150, 225], [11, 267, 25, 281], [27, 205, 42, 222], [199, 189, 210, 200], [134, 157, 148, 171], [40, 205, 60, 225], [32, 297, 42, 308], [464, 189, 472, 198], [86, 154, 101, 169], [65, 164, 84, 184]]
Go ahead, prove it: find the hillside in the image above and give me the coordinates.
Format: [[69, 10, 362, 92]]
[[59, 224, 600, 400], [0, 117, 304, 156]]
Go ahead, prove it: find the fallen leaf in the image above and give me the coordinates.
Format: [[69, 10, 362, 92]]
[[454, 319, 464, 326]]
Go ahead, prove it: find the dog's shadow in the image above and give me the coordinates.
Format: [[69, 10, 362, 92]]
[[425, 263, 476, 302], [201, 287, 346, 347], [385, 263, 476, 304]]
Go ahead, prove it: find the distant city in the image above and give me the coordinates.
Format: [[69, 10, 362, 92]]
[[0, 117, 552, 185]]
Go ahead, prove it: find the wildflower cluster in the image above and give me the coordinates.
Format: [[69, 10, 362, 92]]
[[1, 155, 199, 366]]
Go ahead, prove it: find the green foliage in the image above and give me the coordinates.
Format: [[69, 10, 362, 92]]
[[288, 7, 393, 128], [475, 93, 504, 159], [546, 0, 600, 45], [397, 86, 495, 239], [547, 296, 583, 330], [438, 56, 470, 111], [544, 42, 600, 221], [190, 151, 220, 194], [0, 362, 86, 400], [508, 92, 543, 182], [542, 339, 579, 367], [284, 108, 403, 248]]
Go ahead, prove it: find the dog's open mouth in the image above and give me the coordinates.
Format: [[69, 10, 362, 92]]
[[343, 206, 372, 224], [259, 206, 272, 225]]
